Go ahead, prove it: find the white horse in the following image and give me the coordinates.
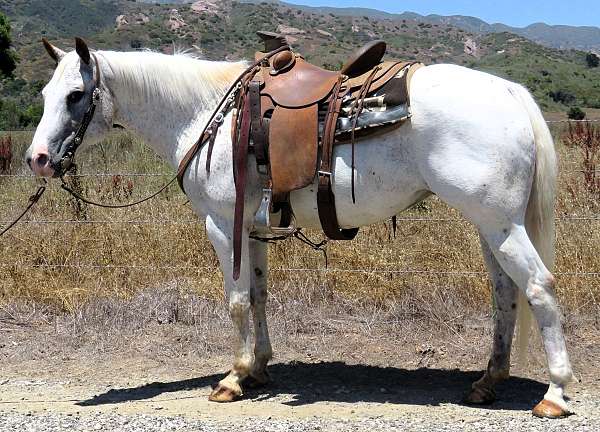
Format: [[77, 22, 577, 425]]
[[27, 39, 574, 418]]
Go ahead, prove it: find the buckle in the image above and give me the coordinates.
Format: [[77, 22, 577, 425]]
[[92, 88, 101, 104]]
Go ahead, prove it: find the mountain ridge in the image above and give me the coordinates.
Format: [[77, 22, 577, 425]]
[[2, 0, 600, 130], [233, 0, 600, 52], [132, 0, 600, 52]]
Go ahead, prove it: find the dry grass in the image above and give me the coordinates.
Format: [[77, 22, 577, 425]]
[[0, 125, 598, 317]]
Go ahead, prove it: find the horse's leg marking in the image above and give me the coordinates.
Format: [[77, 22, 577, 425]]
[[465, 234, 517, 405], [248, 239, 272, 386], [205, 215, 253, 402]]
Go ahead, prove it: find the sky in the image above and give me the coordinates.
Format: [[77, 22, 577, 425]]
[[284, 0, 600, 28]]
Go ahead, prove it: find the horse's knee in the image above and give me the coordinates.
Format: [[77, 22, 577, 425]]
[[229, 299, 250, 321]]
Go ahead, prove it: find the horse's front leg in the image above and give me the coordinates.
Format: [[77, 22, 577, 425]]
[[205, 215, 253, 402], [247, 238, 272, 387]]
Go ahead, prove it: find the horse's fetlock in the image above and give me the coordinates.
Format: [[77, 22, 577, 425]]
[[550, 364, 573, 386], [233, 356, 253, 376]]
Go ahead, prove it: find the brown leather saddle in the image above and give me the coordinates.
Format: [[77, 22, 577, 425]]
[[238, 32, 421, 237], [179, 31, 422, 280]]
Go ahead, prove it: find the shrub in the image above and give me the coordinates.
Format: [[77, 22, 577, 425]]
[[567, 107, 586, 120], [549, 89, 576, 105], [585, 52, 599, 68]]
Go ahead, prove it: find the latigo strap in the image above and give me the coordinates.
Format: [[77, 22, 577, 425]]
[[317, 75, 359, 241]]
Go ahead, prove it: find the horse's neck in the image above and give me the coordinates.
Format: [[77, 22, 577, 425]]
[[101, 51, 244, 168]]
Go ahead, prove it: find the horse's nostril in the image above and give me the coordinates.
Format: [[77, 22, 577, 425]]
[[35, 153, 49, 167], [26, 156, 33, 168]]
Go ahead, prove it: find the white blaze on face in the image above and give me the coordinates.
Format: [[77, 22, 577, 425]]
[[27, 53, 86, 177]]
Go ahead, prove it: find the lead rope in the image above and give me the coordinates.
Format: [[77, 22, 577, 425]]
[[0, 180, 47, 237], [59, 175, 178, 209]]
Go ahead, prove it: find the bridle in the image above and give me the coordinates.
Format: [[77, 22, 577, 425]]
[[54, 53, 102, 176]]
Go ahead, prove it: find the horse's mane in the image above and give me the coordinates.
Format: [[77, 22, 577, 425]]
[[100, 50, 246, 109]]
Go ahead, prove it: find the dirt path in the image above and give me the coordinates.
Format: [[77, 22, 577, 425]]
[[1, 355, 599, 431], [1, 304, 599, 430]]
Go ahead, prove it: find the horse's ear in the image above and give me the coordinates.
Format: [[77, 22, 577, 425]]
[[75, 37, 91, 65], [41, 38, 66, 64]]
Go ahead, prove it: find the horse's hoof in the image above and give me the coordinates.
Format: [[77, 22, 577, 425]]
[[464, 386, 496, 405], [532, 399, 572, 419], [245, 370, 271, 389], [208, 383, 242, 403]]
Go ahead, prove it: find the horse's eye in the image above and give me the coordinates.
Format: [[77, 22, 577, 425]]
[[67, 91, 85, 105]]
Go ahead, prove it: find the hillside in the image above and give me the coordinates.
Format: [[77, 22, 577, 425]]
[[233, 0, 600, 52], [2, 0, 600, 129], [0, 0, 122, 40]]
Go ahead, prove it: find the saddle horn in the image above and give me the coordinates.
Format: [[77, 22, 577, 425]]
[[257, 31, 289, 52]]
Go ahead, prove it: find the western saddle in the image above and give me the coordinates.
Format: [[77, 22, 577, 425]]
[[178, 31, 422, 279]]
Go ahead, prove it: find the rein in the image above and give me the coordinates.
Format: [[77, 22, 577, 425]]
[[0, 181, 47, 237], [59, 175, 178, 209]]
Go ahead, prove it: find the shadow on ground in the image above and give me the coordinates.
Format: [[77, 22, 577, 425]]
[[77, 361, 545, 411]]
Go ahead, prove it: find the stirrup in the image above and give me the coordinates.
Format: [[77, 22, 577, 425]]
[[253, 188, 296, 238]]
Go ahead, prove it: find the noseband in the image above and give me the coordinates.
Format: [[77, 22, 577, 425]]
[[55, 53, 102, 176]]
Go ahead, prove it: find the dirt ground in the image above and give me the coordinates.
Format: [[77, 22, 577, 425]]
[[1, 300, 599, 429]]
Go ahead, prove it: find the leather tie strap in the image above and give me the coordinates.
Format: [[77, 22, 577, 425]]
[[248, 80, 268, 171], [232, 89, 253, 280], [350, 66, 380, 203], [317, 75, 359, 241]]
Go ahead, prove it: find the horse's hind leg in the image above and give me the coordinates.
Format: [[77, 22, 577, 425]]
[[247, 238, 273, 387], [465, 234, 518, 405], [481, 224, 573, 417]]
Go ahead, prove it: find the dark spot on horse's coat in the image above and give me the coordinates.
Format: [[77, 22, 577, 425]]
[[254, 267, 263, 277], [511, 303, 516, 309]]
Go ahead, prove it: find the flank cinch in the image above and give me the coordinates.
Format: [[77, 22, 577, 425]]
[[178, 31, 423, 280]]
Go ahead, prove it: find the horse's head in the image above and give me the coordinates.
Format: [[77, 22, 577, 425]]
[[27, 38, 114, 177]]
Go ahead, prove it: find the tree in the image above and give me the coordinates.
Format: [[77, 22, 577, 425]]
[[0, 13, 18, 78], [567, 107, 586, 121], [586, 52, 599, 68]]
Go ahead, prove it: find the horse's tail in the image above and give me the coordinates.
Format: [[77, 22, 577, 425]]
[[510, 83, 558, 364]]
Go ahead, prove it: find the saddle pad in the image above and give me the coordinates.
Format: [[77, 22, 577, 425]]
[[262, 58, 340, 108], [269, 104, 319, 197]]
